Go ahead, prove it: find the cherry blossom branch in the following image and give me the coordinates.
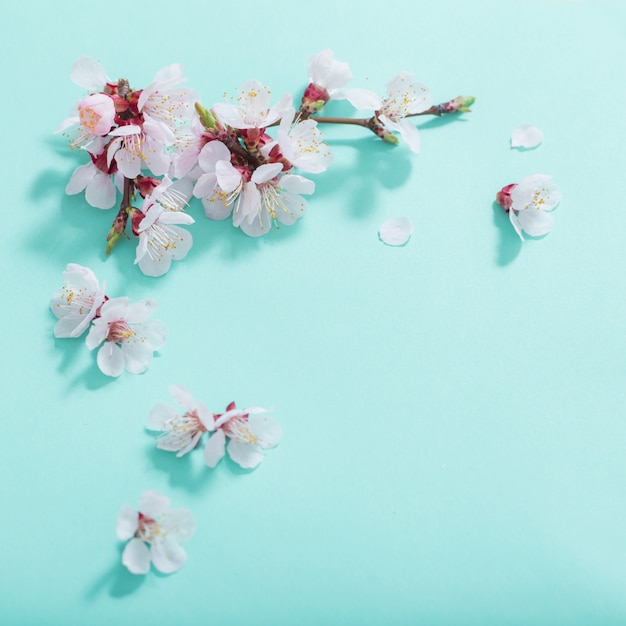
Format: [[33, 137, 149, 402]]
[[106, 177, 134, 255]]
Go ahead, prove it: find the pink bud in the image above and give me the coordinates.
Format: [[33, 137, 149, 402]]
[[78, 93, 116, 136], [496, 183, 517, 212]]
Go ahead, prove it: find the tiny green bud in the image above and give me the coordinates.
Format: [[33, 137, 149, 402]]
[[195, 102, 217, 130]]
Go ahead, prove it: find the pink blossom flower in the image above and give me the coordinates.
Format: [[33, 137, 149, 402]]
[[117, 491, 195, 575]]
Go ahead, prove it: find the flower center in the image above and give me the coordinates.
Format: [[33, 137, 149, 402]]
[[106, 319, 135, 343], [223, 416, 258, 445], [136, 513, 166, 543]]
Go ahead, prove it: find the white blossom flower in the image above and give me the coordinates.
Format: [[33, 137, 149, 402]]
[[134, 177, 194, 277], [343, 72, 433, 153], [70, 56, 110, 92], [273, 108, 332, 174], [65, 160, 117, 209], [117, 491, 195, 575], [148, 386, 213, 456], [192, 140, 237, 220], [508, 174, 562, 240], [307, 49, 352, 97], [50, 264, 106, 339], [85, 297, 167, 377], [212, 80, 292, 130], [204, 403, 282, 470], [511, 123, 544, 149]]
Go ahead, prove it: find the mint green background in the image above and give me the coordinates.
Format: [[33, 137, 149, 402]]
[[2, 1, 626, 624]]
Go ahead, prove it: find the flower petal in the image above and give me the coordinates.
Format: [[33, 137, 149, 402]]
[[138, 490, 170, 517], [342, 88, 382, 111], [147, 403, 178, 430], [379, 216, 414, 246], [249, 416, 282, 449], [70, 57, 109, 91], [150, 538, 187, 574], [511, 123, 544, 149], [116, 505, 139, 540], [122, 538, 151, 575], [227, 439, 264, 469], [159, 509, 196, 542], [169, 385, 196, 412], [517, 209, 553, 237], [204, 429, 226, 468], [96, 342, 125, 377], [85, 171, 117, 209]]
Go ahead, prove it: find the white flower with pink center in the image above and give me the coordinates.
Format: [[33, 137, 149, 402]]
[[134, 177, 195, 277], [204, 402, 282, 469], [85, 297, 167, 377], [148, 386, 213, 456], [117, 491, 195, 575], [212, 79, 292, 130], [50, 264, 106, 339], [508, 174, 562, 240], [343, 71, 433, 153]]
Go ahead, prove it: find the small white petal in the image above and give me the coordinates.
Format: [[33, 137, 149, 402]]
[[96, 342, 125, 377], [249, 416, 283, 449], [138, 490, 170, 518], [122, 538, 151, 575], [227, 439, 264, 469], [169, 385, 196, 412], [511, 123, 544, 149], [517, 209, 553, 237], [148, 404, 178, 431], [116, 505, 138, 540], [204, 429, 226, 468], [342, 88, 382, 111], [379, 216, 414, 246], [150, 538, 187, 574], [160, 509, 196, 542], [70, 57, 109, 91]]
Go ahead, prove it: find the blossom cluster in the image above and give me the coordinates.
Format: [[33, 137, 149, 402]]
[[57, 51, 474, 275], [51, 263, 166, 376], [148, 386, 282, 470]]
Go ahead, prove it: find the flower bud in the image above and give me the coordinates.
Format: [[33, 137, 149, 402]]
[[300, 83, 330, 114], [442, 96, 475, 114], [195, 102, 218, 130], [368, 119, 399, 145], [496, 183, 517, 212]]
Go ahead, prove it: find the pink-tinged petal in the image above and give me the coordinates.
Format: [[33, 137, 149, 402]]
[[160, 509, 196, 542], [85, 172, 116, 209], [204, 429, 226, 468], [122, 538, 151, 575], [215, 160, 242, 193], [342, 88, 382, 111], [65, 164, 94, 195], [379, 216, 414, 246], [511, 123, 544, 149], [97, 342, 125, 377], [70, 57, 109, 91], [142, 137, 171, 176], [153, 63, 185, 86], [150, 538, 187, 574], [227, 439, 264, 469], [175, 145, 200, 178], [249, 416, 282, 449], [148, 403, 179, 430], [116, 504, 139, 540], [142, 319, 168, 350], [169, 385, 196, 412], [252, 163, 283, 184], [198, 141, 230, 172], [517, 209, 553, 237], [138, 490, 170, 517]]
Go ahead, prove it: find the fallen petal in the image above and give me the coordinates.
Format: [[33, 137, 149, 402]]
[[379, 216, 414, 246], [511, 123, 544, 149]]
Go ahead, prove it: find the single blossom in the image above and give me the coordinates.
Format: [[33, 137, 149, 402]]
[[497, 174, 562, 240], [273, 108, 333, 174], [117, 491, 195, 575], [148, 385, 213, 456], [212, 79, 292, 130], [50, 264, 106, 338], [342, 71, 433, 153], [65, 160, 118, 209], [133, 177, 194, 277], [70, 56, 110, 91], [204, 403, 282, 469], [85, 297, 167, 377], [307, 49, 352, 97]]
